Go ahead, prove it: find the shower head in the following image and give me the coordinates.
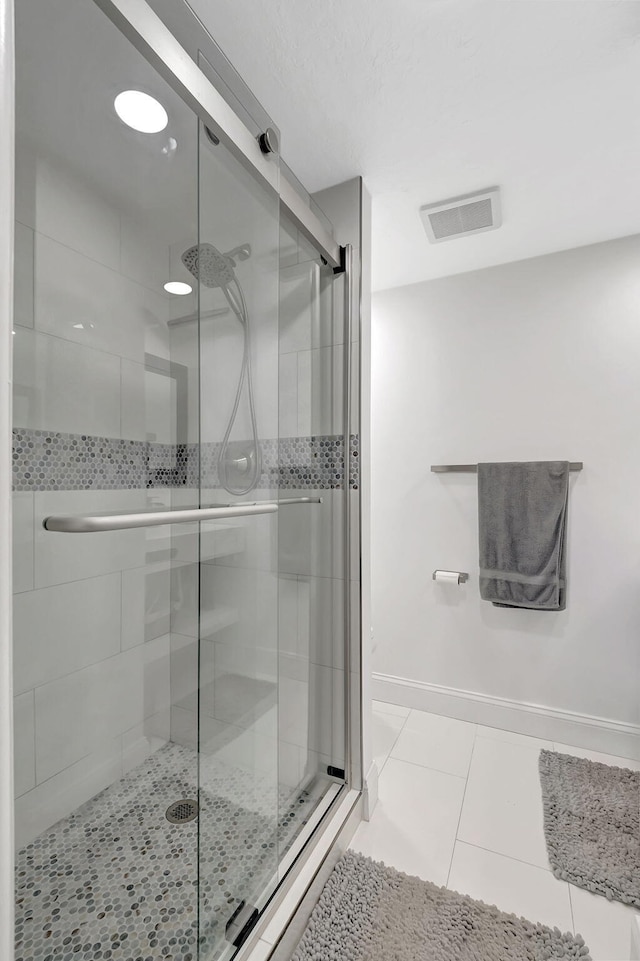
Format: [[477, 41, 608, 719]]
[[181, 242, 236, 288]]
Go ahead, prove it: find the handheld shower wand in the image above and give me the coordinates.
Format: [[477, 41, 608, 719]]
[[181, 242, 261, 496]]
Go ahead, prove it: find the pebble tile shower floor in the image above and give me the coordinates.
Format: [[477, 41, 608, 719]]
[[15, 743, 318, 961]]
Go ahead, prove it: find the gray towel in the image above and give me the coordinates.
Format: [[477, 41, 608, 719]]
[[478, 461, 569, 611]]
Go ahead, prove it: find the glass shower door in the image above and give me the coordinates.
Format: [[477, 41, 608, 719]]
[[12, 1, 280, 959], [182, 121, 281, 957]]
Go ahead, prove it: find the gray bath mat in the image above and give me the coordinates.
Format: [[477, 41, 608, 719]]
[[291, 850, 590, 960], [539, 749, 640, 907]]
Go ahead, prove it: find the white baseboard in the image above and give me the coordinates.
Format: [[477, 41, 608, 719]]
[[372, 672, 640, 761]]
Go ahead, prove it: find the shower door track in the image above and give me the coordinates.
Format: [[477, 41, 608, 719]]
[[93, 0, 341, 271]]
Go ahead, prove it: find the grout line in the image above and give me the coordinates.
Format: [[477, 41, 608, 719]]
[[454, 839, 554, 874], [446, 737, 474, 888], [383, 752, 467, 780], [567, 883, 576, 934], [375, 710, 408, 775]]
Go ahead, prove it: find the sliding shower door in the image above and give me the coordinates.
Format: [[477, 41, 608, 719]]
[[12, 1, 279, 959]]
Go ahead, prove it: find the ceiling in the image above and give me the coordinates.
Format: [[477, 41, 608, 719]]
[[187, 0, 640, 291]]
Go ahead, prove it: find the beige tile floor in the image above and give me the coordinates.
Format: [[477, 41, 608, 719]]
[[351, 701, 640, 961]]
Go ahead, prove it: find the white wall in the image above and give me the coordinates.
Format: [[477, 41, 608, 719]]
[[372, 235, 640, 747]]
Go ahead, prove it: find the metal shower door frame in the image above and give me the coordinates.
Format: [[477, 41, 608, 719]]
[[92, 0, 341, 271]]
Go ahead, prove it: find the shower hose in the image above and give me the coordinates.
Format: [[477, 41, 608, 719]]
[[217, 277, 262, 495]]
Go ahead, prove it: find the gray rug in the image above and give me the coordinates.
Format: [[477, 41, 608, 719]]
[[539, 749, 640, 907], [291, 850, 591, 960]]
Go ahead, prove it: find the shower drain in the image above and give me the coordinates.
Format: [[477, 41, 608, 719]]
[[165, 798, 199, 824]]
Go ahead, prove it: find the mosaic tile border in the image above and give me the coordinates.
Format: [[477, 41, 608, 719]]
[[12, 429, 360, 492]]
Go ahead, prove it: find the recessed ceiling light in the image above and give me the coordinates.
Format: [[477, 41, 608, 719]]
[[164, 281, 192, 296], [114, 90, 168, 134]]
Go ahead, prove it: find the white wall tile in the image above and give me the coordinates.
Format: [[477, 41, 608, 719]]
[[12, 493, 34, 593], [34, 232, 170, 364], [14, 691, 35, 798], [143, 634, 171, 721], [213, 636, 278, 693], [121, 714, 169, 776], [200, 521, 245, 563], [121, 565, 171, 649], [14, 740, 122, 849], [298, 575, 345, 669], [278, 740, 305, 791], [34, 646, 144, 782], [213, 723, 278, 779], [300, 344, 343, 437], [278, 490, 343, 579], [279, 263, 314, 353], [296, 350, 312, 436], [308, 664, 346, 765], [34, 490, 148, 588], [278, 574, 299, 657], [120, 359, 146, 441], [279, 352, 298, 438], [120, 214, 169, 291], [279, 260, 331, 354], [209, 501, 277, 572], [170, 632, 199, 709], [279, 673, 309, 750], [170, 562, 200, 638], [13, 327, 121, 436], [13, 572, 121, 694], [170, 705, 198, 750], [205, 565, 277, 656], [29, 154, 120, 269], [14, 221, 34, 329], [121, 567, 146, 652]]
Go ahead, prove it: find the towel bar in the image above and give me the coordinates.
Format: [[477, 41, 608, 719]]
[[431, 463, 583, 473]]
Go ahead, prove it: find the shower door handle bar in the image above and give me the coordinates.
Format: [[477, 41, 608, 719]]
[[278, 497, 323, 505], [43, 503, 278, 533]]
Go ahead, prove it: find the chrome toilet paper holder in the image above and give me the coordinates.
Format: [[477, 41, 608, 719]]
[[432, 570, 469, 584]]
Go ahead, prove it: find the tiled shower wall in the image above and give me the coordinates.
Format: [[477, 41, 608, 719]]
[[12, 150, 177, 848]]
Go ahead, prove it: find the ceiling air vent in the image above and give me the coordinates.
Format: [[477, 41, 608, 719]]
[[420, 187, 501, 243]]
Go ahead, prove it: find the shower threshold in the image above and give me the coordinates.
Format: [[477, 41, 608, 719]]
[[15, 743, 331, 961]]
